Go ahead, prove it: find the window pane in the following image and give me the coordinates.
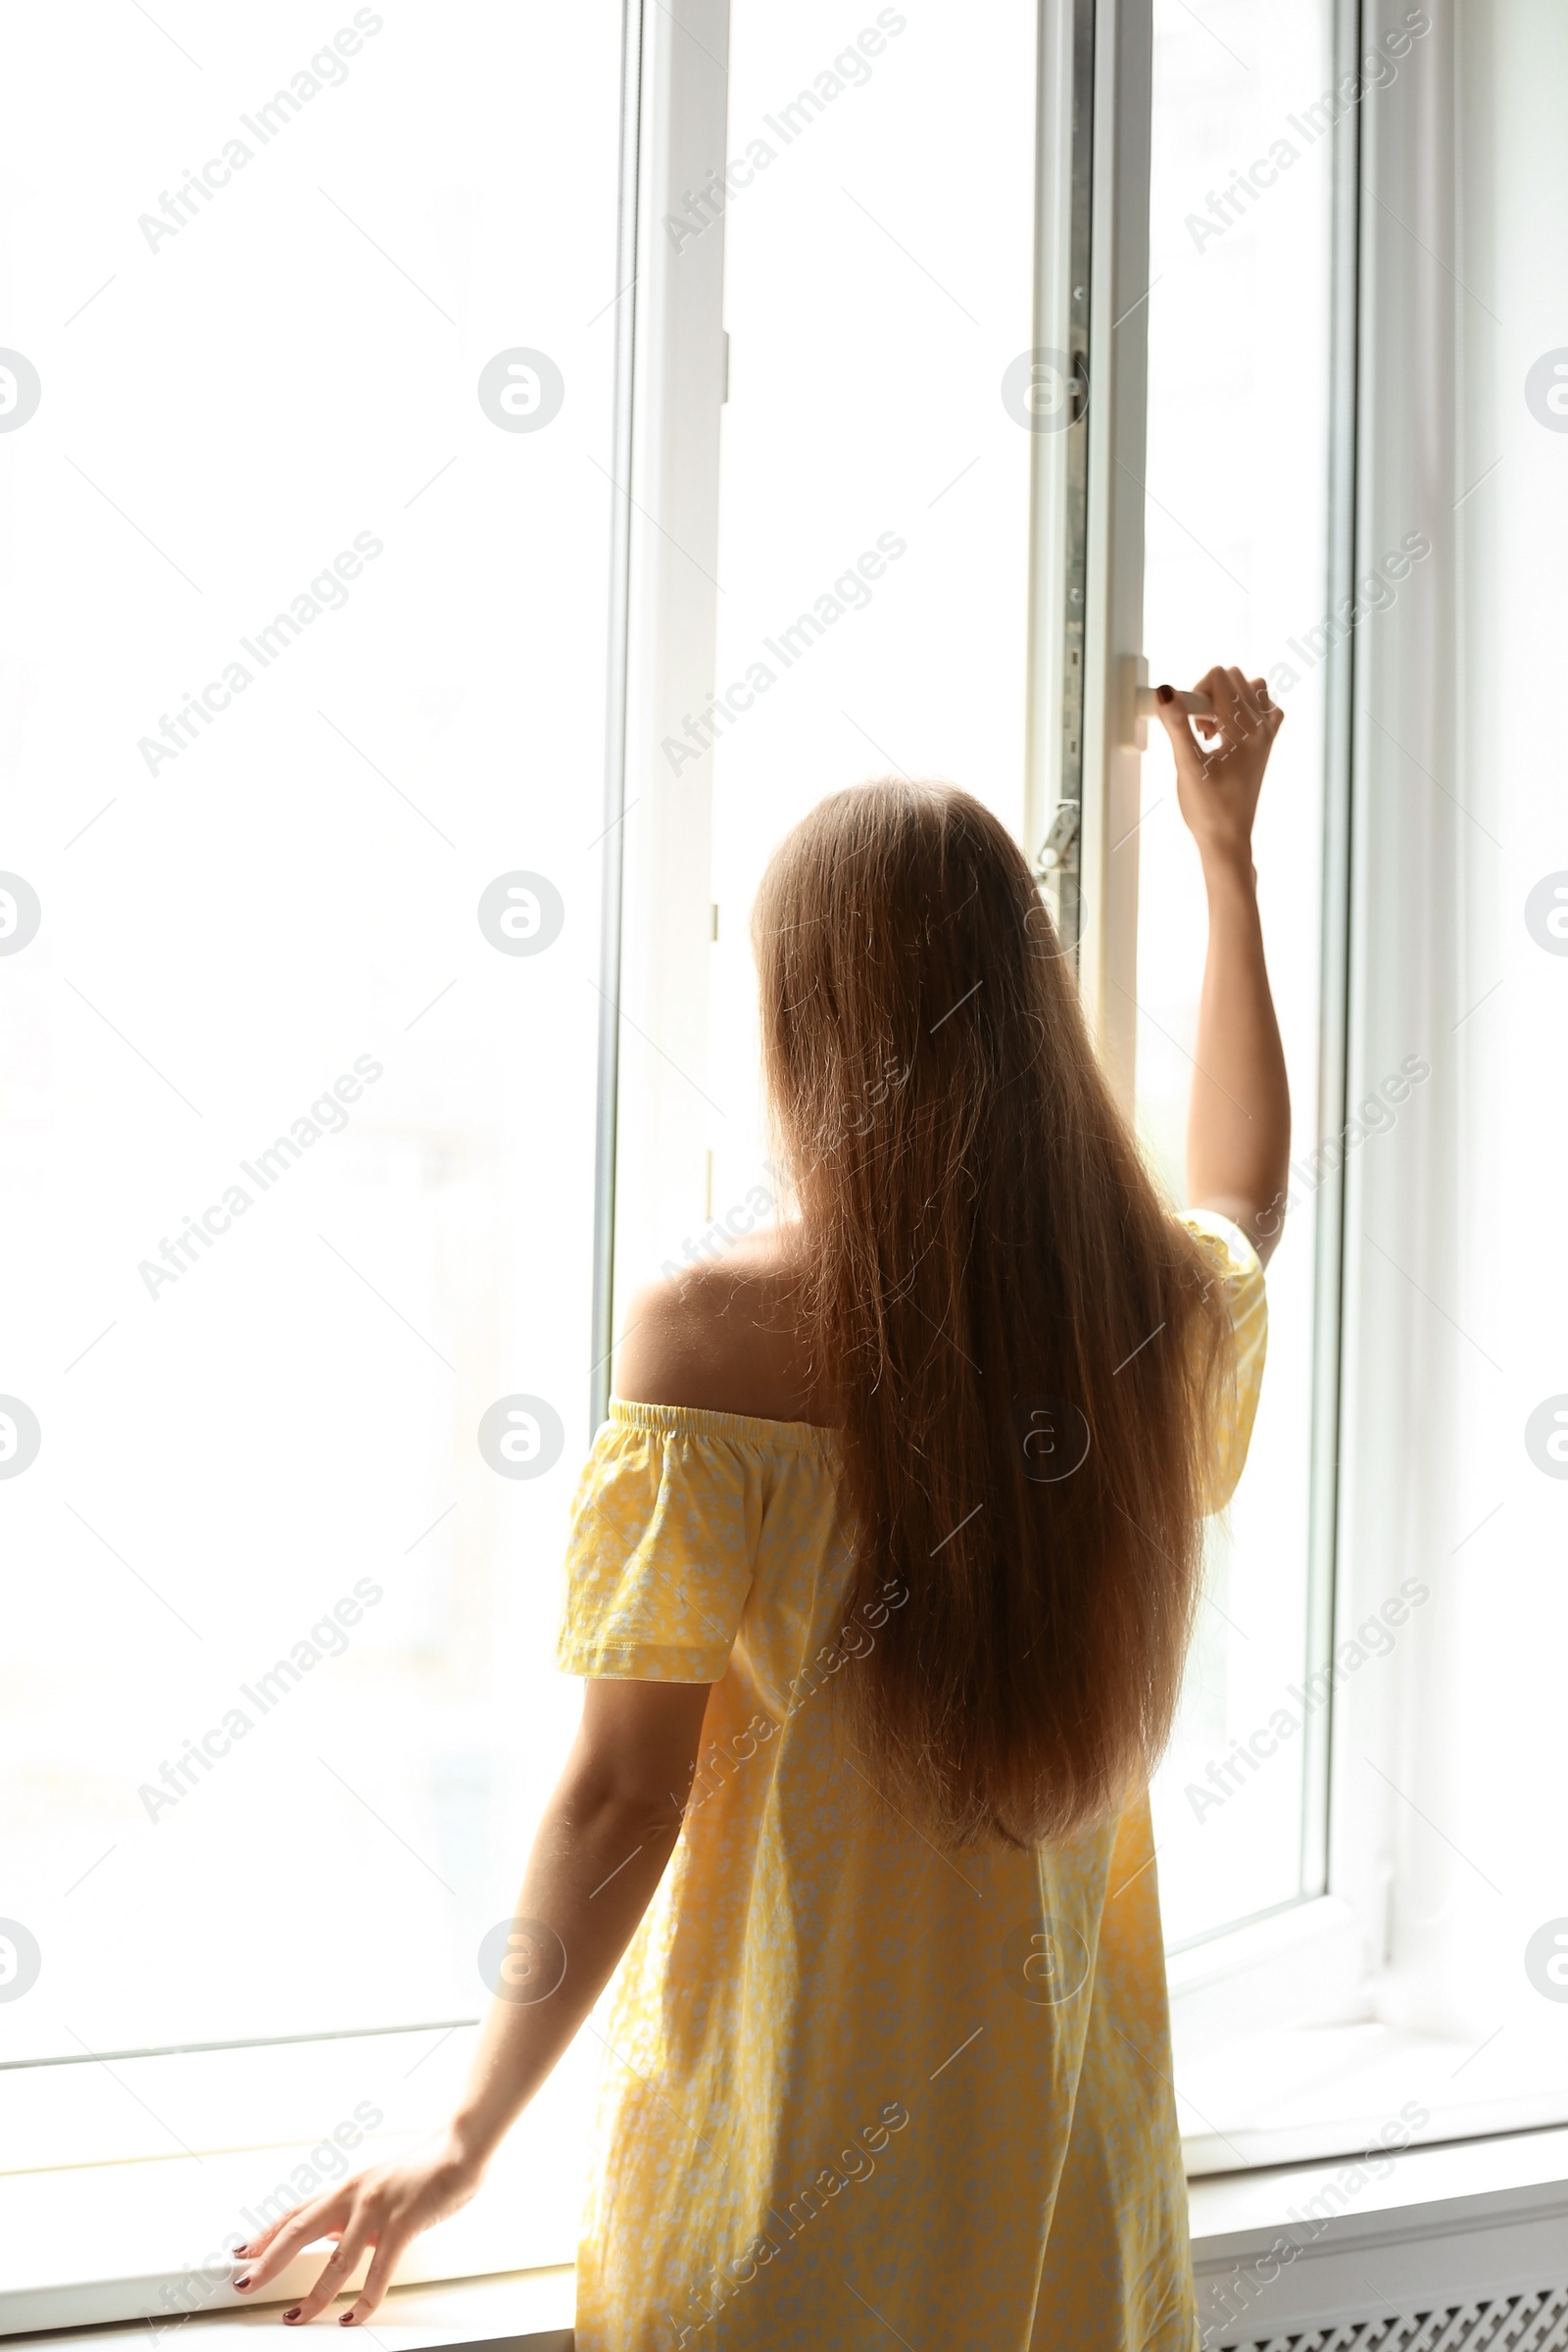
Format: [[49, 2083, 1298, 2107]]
[[0, 0, 619, 2139], [1139, 0, 1339, 1945], [645, 0, 1041, 1282]]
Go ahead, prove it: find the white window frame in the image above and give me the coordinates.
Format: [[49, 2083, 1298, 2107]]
[[1159, 0, 1365, 2041], [1164, 0, 1568, 2178], [595, 0, 1562, 2172], [590, 0, 1378, 2115], [593, 0, 730, 1410], [1, 0, 694, 2328], [1001, 0, 1368, 2056]]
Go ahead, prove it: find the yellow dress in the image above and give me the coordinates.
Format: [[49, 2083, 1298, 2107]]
[[558, 1212, 1266, 2351]]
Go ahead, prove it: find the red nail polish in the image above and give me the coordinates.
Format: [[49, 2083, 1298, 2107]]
[[234, 2245, 249, 2257], [284, 2310, 302, 2326], [1156, 683, 1173, 705], [234, 2276, 252, 2291], [340, 2315, 357, 2327]]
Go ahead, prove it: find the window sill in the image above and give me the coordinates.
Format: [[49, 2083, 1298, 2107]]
[[1187, 2125, 1568, 2345], [0, 2029, 591, 2337], [5, 2268, 574, 2352], [1170, 1897, 1568, 2176], [11, 2133, 1567, 2352], [1180, 2010, 1568, 2176]]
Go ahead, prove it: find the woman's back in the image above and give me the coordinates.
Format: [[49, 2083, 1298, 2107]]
[[563, 1210, 1266, 2351]]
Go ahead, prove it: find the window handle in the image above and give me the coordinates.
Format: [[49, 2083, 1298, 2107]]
[[1117, 656, 1215, 751], [1134, 685, 1213, 718]]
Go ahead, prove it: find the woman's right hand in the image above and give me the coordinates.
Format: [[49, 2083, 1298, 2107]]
[[230, 2128, 488, 2326], [1154, 663, 1284, 872]]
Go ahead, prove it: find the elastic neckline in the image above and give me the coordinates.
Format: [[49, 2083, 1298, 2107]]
[[607, 1397, 842, 1456]]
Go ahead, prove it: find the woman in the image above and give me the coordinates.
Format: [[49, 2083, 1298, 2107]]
[[232, 668, 1288, 2347]]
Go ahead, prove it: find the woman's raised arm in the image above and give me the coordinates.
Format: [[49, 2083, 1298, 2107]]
[[1154, 664, 1291, 1264]]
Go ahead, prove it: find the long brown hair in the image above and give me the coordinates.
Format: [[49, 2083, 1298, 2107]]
[[753, 781, 1232, 1847]]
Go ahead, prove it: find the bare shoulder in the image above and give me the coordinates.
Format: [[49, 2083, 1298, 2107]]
[[613, 1231, 829, 1426]]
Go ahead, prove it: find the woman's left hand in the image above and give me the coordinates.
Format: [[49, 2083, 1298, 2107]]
[[231, 2129, 486, 2326]]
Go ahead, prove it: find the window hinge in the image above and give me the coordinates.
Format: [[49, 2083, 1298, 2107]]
[[1034, 798, 1080, 876]]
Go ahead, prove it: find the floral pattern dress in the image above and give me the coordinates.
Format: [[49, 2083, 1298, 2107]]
[[557, 1212, 1267, 2351]]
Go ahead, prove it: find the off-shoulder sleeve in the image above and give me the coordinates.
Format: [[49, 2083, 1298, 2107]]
[[1178, 1209, 1268, 1515], [556, 1405, 763, 1682]]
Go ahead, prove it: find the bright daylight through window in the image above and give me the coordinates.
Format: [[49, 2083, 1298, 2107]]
[[1140, 0, 1354, 1951], [1, 0, 625, 2294]]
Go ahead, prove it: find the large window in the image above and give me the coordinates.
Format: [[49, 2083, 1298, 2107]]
[[1139, 0, 1345, 1948], [1141, 0, 1568, 2196], [0, 0, 623, 2298], [618, 0, 1042, 1290]]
